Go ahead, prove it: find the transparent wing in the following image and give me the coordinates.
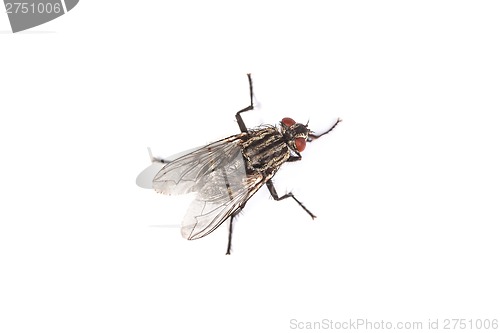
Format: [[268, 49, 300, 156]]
[[136, 146, 203, 189], [153, 135, 245, 195], [181, 166, 266, 240], [152, 134, 268, 240]]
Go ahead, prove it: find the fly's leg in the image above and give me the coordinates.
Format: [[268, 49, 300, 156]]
[[226, 206, 245, 255], [228, 74, 257, 253], [287, 155, 302, 162], [308, 118, 342, 142], [222, 166, 237, 255], [147, 147, 172, 164], [226, 215, 235, 255], [266, 180, 316, 219], [235, 73, 255, 133]]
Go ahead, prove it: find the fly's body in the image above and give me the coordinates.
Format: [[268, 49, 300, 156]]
[[242, 126, 290, 173], [147, 74, 341, 254]]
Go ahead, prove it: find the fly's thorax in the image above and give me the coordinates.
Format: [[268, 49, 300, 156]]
[[241, 127, 290, 172]]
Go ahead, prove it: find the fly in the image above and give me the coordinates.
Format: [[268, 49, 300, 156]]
[[144, 74, 341, 254]]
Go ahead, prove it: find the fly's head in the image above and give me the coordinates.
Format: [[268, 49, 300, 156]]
[[280, 117, 310, 154]]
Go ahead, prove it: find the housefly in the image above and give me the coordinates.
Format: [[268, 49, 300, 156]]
[[141, 74, 341, 254]]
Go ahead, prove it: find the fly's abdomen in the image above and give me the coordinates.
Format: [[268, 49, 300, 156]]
[[241, 127, 290, 172]]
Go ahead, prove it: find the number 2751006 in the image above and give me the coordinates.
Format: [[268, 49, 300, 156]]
[[5, 2, 62, 14]]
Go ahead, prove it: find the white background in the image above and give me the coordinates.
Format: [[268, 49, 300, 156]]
[[1, 1, 499, 332]]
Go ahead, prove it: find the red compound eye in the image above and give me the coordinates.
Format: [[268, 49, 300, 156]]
[[282, 117, 296, 127], [295, 137, 306, 152]]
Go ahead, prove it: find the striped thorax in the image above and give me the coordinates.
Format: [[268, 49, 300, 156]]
[[241, 118, 310, 173]]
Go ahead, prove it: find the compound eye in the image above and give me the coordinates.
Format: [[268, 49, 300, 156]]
[[282, 117, 296, 127], [295, 137, 306, 152]]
